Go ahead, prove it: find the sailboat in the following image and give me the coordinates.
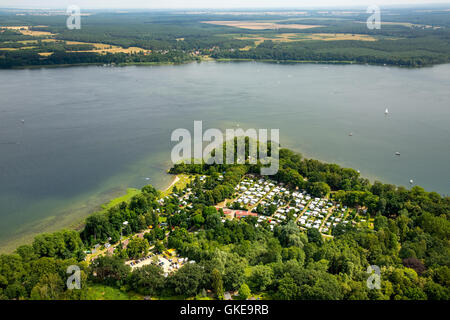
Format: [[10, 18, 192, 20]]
[[384, 108, 389, 115]]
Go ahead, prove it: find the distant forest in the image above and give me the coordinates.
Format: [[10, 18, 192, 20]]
[[1, 8, 450, 68]]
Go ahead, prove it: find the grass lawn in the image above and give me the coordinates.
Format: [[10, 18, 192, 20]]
[[85, 284, 143, 300], [99, 174, 192, 214], [99, 174, 193, 214], [101, 188, 140, 212]]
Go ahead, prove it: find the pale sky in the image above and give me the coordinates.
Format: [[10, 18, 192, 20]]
[[1, 0, 450, 9]]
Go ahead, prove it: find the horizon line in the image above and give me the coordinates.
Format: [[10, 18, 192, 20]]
[[1, 3, 450, 11]]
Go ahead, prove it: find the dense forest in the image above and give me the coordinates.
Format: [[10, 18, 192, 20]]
[[0, 141, 448, 300], [211, 37, 450, 67], [1, 8, 450, 68], [0, 50, 195, 68]]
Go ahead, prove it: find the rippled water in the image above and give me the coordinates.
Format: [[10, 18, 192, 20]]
[[0, 61, 449, 250]]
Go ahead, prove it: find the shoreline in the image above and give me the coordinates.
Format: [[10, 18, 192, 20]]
[[1, 57, 444, 70], [0, 60, 447, 252], [213, 57, 440, 69], [2, 60, 196, 70], [164, 175, 180, 192], [0, 173, 179, 254]]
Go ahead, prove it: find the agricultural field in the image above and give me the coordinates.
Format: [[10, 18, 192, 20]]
[[236, 33, 379, 44], [0, 26, 148, 56], [64, 41, 147, 54], [1, 7, 450, 68], [0, 25, 54, 36], [201, 20, 322, 30]]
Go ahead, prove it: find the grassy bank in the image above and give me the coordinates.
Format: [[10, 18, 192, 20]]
[[85, 284, 143, 300], [4, 60, 196, 70], [0, 187, 130, 253], [213, 57, 429, 68], [100, 188, 141, 212], [2, 56, 433, 70], [0, 174, 190, 254]]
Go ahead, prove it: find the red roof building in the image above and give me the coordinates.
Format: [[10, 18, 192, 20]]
[[217, 208, 258, 219], [235, 211, 258, 219]]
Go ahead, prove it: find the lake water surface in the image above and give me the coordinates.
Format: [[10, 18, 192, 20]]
[[0, 61, 449, 251]]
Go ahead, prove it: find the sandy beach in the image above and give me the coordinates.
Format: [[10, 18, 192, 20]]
[[164, 175, 180, 191]]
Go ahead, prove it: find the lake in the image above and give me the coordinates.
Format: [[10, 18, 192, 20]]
[[0, 61, 449, 251]]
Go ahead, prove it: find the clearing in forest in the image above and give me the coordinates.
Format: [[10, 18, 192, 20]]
[[0, 25, 54, 36], [65, 41, 148, 54], [202, 20, 323, 30], [236, 33, 378, 44]]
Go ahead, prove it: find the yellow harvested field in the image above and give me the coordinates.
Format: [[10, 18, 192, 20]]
[[300, 33, 377, 41], [202, 21, 322, 30], [237, 33, 378, 44], [1, 26, 29, 30], [239, 45, 254, 51], [1, 25, 146, 56], [355, 21, 433, 28], [20, 29, 53, 36], [17, 40, 37, 44], [0, 46, 36, 51], [16, 39, 58, 44], [65, 41, 147, 54], [38, 52, 53, 56], [0, 25, 54, 36]]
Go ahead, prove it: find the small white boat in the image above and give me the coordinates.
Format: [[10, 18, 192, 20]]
[[395, 152, 401, 156], [385, 108, 389, 115], [348, 132, 353, 136], [409, 179, 414, 185]]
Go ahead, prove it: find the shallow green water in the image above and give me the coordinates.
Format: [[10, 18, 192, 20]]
[[0, 61, 449, 250]]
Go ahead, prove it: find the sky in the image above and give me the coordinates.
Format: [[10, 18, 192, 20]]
[[1, 0, 450, 10]]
